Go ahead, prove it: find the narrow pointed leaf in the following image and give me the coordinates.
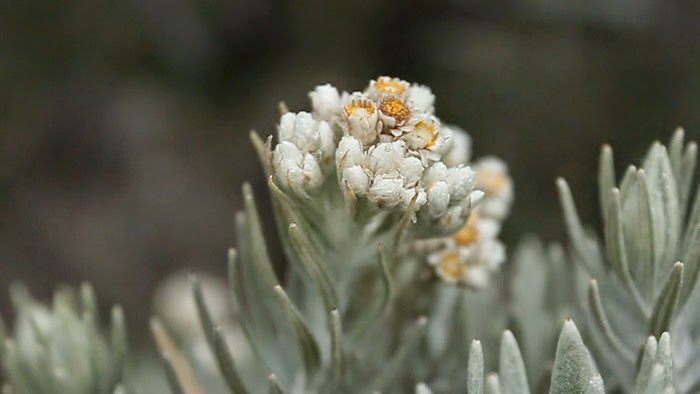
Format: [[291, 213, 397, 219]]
[[680, 221, 700, 305], [643, 364, 667, 394], [243, 183, 279, 289], [634, 336, 658, 393], [110, 305, 128, 385], [366, 317, 428, 392], [485, 373, 502, 394], [192, 276, 249, 394], [415, 383, 433, 394], [587, 373, 604, 394], [150, 318, 204, 394], [680, 142, 697, 214], [288, 223, 337, 310], [556, 178, 601, 274], [636, 170, 656, 298], [499, 330, 530, 394], [606, 189, 646, 310], [655, 332, 673, 389], [250, 131, 272, 177], [468, 340, 484, 394], [273, 285, 321, 374], [669, 128, 684, 178], [80, 282, 98, 325], [330, 309, 344, 384], [598, 144, 615, 222], [649, 263, 684, 337], [549, 320, 593, 394], [268, 374, 284, 394], [618, 165, 637, 198], [587, 280, 633, 359]]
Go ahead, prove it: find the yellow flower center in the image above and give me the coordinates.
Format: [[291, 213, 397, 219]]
[[453, 213, 479, 245], [374, 77, 408, 95], [379, 97, 411, 125], [344, 99, 376, 117], [413, 120, 438, 148], [438, 251, 464, 280]]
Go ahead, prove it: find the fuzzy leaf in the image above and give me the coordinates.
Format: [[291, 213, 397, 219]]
[[549, 320, 593, 394], [556, 178, 602, 275], [288, 223, 338, 310], [649, 262, 684, 337], [268, 374, 284, 394], [499, 330, 530, 394], [485, 373, 502, 394], [366, 317, 428, 392], [415, 383, 433, 394], [330, 308, 344, 384], [192, 276, 249, 394], [468, 340, 484, 394], [634, 336, 658, 393], [598, 144, 615, 222], [272, 285, 321, 374], [587, 280, 633, 359]]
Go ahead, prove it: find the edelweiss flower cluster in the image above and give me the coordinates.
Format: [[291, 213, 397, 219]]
[[272, 76, 483, 229], [268, 76, 512, 288], [426, 157, 513, 288]]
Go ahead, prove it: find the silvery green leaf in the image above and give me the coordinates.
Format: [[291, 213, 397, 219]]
[[330, 309, 344, 384], [250, 131, 273, 177], [587, 373, 605, 394], [598, 144, 615, 223], [287, 223, 338, 310], [587, 280, 632, 359], [192, 276, 249, 394], [549, 320, 594, 394], [654, 332, 673, 389], [634, 336, 658, 393], [485, 373, 501, 394], [556, 178, 602, 275], [642, 143, 680, 285], [268, 375, 284, 394], [415, 383, 433, 394], [365, 317, 428, 393], [498, 330, 529, 394], [272, 285, 321, 375], [468, 340, 484, 394], [649, 262, 683, 337]]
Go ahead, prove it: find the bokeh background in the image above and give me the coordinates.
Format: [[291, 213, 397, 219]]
[[2, 0, 700, 343]]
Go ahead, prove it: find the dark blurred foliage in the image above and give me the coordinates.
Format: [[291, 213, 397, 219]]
[[2, 0, 700, 342]]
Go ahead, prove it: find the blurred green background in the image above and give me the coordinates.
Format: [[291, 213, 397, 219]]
[[2, 0, 700, 341]]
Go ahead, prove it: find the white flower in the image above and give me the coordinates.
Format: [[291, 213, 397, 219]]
[[378, 95, 413, 133], [342, 93, 380, 146], [403, 116, 440, 151], [308, 84, 341, 121], [368, 175, 404, 208], [440, 125, 472, 167], [342, 165, 370, 196], [445, 166, 476, 202], [366, 140, 407, 175], [408, 84, 435, 114], [365, 76, 410, 100], [474, 156, 513, 221], [426, 180, 450, 218], [273, 141, 323, 192], [336, 135, 366, 172], [277, 111, 335, 169]]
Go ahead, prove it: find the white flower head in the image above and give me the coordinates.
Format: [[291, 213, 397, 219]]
[[308, 83, 342, 122], [368, 175, 404, 208], [277, 111, 335, 168], [273, 141, 323, 193], [378, 95, 414, 135], [474, 156, 514, 221], [342, 165, 370, 197], [408, 83, 435, 114], [365, 76, 410, 100], [336, 135, 366, 173], [342, 93, 380, 146]]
